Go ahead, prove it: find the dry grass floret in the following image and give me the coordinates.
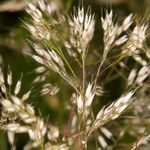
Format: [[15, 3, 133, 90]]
[[0, 0, 150, 149]]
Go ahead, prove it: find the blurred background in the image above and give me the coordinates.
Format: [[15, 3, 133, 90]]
[[0, 0, 150, 149]]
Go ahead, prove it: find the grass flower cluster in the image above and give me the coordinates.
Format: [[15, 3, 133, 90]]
[[0, 0, 150, 149]]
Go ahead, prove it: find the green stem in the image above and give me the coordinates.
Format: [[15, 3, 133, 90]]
[[40, 138, 44, 150]]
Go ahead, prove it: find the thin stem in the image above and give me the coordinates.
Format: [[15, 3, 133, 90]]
[[81, 55, 86, 129], [94, 51, 127, 85], [82, 57, 86, 95], [51, 38, 77, 78], [82, 54, 88, 150], [40, 138, 44, 150], [45, 39, 77, 79], [45, 64, 80, 94], [93, 53, 106, 90]]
